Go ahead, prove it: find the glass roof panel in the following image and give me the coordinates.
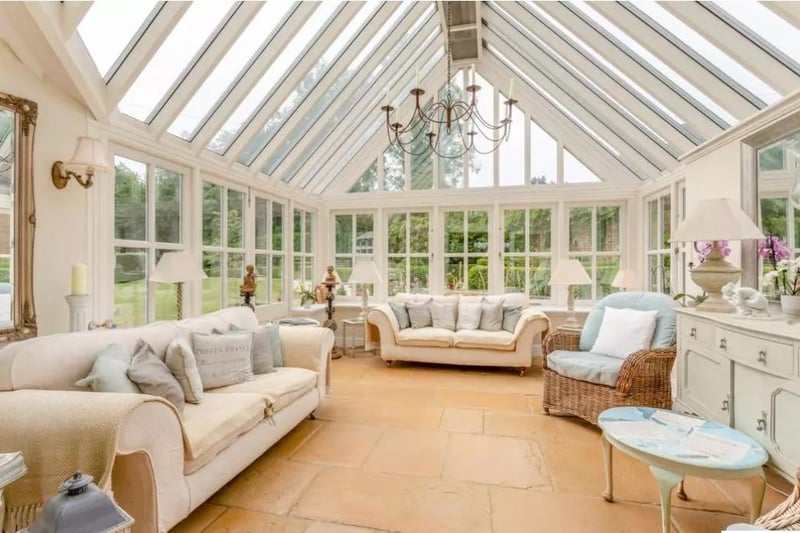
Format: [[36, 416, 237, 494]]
[[77, 1, 159, 80], [262, 2, 417, 175], [118, 2, 237, 122], [207, 2, 339, 155], [714, 1, 800, 66], [282, 10, 438, 183], [564, 149, 601, 183], [632, 1, 780, 104], [573, 1, 737, 125], [167, 1, 292, 141], [237, 2, 381, 166]]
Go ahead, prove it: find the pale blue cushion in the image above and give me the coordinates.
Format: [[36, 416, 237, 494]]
[[76, 343, 140, 393], [724, 525, 766, 531], [580, 292, 679, 352], [547, 350, 625, 387], [389, 301, 411, 330]]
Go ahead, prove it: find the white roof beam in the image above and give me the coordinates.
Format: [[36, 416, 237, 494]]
[[535, 1, 725, 139], [149, 2, 265, 136], [765, 2, 800, 31], [59, 2, 91, 39], [588, 1, 762, 121], [224, 3, 361, 167], [274, 4, 434, 183], [191, 2, 319, 155], [246, 3, 402, 177], [484, 19, 667, 174], [658, 1, 800, 95], [500, 2, 697, 154]]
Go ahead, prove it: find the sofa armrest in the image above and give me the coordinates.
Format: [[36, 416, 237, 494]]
[[541, 331, 581, 369], [512, 309, 549, 341], [279, 326, 335, 396], [368, 305, 400, 344]]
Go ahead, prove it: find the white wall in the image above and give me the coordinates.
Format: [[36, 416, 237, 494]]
[[0, 42, 92, 334]]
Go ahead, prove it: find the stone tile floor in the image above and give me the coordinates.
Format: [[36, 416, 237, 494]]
[[172, 353, 791, 533]]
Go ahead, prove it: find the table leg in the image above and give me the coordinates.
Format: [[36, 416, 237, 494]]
[[649, 466, 683, 533], [750, 469, 766, 523], [677, 479, 688, 501], [601, 434, 613, 502]]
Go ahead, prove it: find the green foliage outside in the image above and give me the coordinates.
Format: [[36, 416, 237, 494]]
[[0, 257, 10, 284]]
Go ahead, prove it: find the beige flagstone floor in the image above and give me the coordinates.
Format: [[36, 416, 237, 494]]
[[172, 353, 791, 533]]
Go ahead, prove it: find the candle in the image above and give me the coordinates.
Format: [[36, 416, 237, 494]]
[[509, 78, 514, 100], [416, 68, 420, 88], [470, 63, 475, 85], [71, 263, 88, 295]]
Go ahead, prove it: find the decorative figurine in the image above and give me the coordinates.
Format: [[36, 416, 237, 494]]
[[722, 282, 770, 317], [240, 264, 257, 310], [321, 265, 342, 359]]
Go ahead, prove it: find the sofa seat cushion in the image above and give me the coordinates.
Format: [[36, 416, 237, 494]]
[[208, 367, 318, 414], [452, 330, 515, 351], [182, 392, 265, 474], [546, 350, 624, 387], [396, 327, 454, 348]]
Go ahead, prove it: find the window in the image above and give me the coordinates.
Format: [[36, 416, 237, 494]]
[[564, 150, 601, 183], [498, 104, 525, 186], [409, 103, 434, 190], [349, 161, 378, 193], [646, 194, 671, 294], [568, 205, 621, 300], [468, 73, 495, 188], [387, 212, 430, 295], [334, 213, 375, 296], [293, 207, 315, 302], [531, 120, 557, 184], [201, 182, 246, 313], [254, 197, 284, 305], [503, 208, 552, 299], [113, 155, 184, 326], [383, 145, 405, 192], [438, 71, 465, 190], [444, 210, 490, 292]]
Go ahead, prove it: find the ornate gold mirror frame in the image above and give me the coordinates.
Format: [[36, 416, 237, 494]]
[[0, 92, 37, 341]]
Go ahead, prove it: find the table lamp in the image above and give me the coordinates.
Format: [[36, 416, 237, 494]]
[[149, 252, 208, 320], [348, 260, 382, 320], [549, 259, 591, 328], [671, 198, 764, 313], [611, 270, 639, 291]]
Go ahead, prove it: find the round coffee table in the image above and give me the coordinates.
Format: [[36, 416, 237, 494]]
[[598, 407, 768, 533]]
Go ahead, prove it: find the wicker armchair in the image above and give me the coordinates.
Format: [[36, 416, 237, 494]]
[[726, 469, 800, 530], [542, 292, 679, 425]]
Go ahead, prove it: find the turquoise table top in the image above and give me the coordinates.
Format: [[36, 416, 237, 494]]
[[598, 407, 768, 471]]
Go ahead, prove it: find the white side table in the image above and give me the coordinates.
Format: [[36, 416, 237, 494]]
[[342, 318, 367, 357]]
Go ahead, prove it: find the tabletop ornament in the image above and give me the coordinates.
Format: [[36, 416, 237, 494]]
[[721, 282, 770, 318]]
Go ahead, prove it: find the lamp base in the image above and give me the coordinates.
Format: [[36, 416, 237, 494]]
[[691, 242, 739, 313]]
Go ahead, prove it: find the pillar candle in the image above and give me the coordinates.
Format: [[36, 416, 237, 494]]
[[71, 263, 88, 295], [509, 78, 514, 100]]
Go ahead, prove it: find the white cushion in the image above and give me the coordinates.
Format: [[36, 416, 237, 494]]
[[452, 329, 515, 351], [547, 350, 624, 387], [590, 307, 658, 359], [479, 300, 504, 331], [430, 302, 456, 330], [396, 327, 454, 348], [456, 301, 482, 330]]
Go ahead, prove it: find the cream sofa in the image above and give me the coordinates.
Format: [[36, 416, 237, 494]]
[[368, 293, 550, 375], [0, 307, 333, 533]]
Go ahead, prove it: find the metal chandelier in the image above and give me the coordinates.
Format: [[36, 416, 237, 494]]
[[381, 3, 517, 159]]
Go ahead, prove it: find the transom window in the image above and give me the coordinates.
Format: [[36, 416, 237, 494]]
[[568, 205, 621, 300], [444, 210, 490, 293], [502, 208, 552, 300], [387, 212, 430, 296]]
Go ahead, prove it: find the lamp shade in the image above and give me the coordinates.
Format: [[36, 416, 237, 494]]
[[348, 260, 382, 285], [671, 198, 764, 242], [548, 259, 591, 285], [67, 137, 110, 172], [611, 269, 639, 289], [150, 252, 207, 283]]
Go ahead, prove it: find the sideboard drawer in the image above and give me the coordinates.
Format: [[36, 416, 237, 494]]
[[680, 315, 715, 348], [715, 328, 794, 375]]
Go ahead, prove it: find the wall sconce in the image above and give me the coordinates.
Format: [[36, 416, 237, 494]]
[[51, 136, 110, 189]]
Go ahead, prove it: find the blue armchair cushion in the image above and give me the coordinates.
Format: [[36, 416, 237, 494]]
[[547, 350, 625, 387], [580, 292, 679, 353]]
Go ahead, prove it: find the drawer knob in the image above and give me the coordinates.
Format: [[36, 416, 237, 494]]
[[689, 327, 697, 338], [719, 338, 727, 350], [756, 411, 767, 432], [758, 350, 767, 363], [721, 399, 729, 411]]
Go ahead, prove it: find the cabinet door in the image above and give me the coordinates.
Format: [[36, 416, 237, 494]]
[[733, 364, 770, 450], [680, 347, 732, 424], [766, 374, 800, 477]]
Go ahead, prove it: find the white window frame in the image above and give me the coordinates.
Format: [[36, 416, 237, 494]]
[[442, 207, 492, 293], [500, 205, 555, 302], [385, 209, 432, 295], [293, 206, 315, 302], [645, 191, 672, 294], [253, 195, 285, 305], [332, 211, 376, 297], [567, 203, 624, 302]]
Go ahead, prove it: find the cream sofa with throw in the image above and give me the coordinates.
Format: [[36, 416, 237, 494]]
[[0, 307, 333, 533], [368, 293, 550, 375]]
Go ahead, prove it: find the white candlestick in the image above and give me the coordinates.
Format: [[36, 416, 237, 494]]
[[71, 263, 88, 296], [509, 78, 514, 100], [470, 63, 475, 85], [416, 68, 420, 88]]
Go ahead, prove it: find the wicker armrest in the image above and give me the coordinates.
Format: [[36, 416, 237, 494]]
[[542, 331, 581, 369], [616, 346, 677, 394]]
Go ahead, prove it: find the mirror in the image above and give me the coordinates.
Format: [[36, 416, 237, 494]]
[[0, 92, 37, 341]]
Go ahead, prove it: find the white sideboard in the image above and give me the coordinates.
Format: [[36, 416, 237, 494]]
[[675, 308, 800, 479]]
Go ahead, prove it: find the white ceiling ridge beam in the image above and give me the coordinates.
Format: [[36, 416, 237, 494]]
[[483, 19, 671, 172], [58, 2, 91, 39], [308, 48, 446, 194], [588, 1, 760, 120], [658, 1, 800, 95], [318, 65, 449, 195], [483, 43, 652, 181], [190, 2, 320, 155], [765, 2, 800, 31], [223, 2, 362, 167], [149, 2, 265, 137], [481, 55, 643, 185], [271, 4, 433, 184], [536, 2, 724, 139], [0, 9, 45, 79], [246, 3, 402, 177], [22, 2, 108, 122], [282, 19, 441, 189], [104, 2, 190, 113], [501, 1, 697, 153]]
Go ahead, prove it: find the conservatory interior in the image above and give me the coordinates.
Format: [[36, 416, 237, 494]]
[[1, 1, 800, 532]]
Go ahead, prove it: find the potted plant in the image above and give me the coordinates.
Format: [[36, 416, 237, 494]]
[[673, 292, 708, 307], [763, 258, 800, 317], [296, 283, 316, 309]]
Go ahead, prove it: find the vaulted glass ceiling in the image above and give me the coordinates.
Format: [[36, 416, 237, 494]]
[[65, 0, 800, 195]]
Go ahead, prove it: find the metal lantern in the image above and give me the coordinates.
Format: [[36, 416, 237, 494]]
[[26, 472, 133, 533]]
